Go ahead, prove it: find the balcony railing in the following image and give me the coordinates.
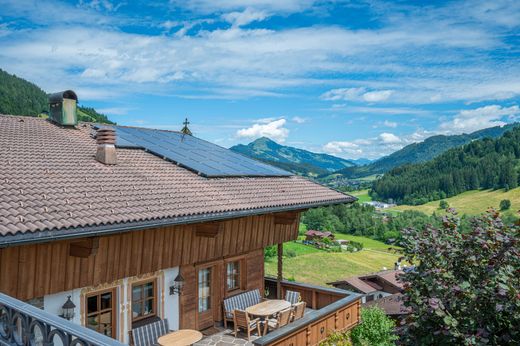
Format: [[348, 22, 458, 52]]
[[0, 292, 124, 346], [255, 277, 362, 346]]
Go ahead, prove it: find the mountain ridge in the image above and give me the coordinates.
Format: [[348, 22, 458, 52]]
[[230, 137, 355, 177]]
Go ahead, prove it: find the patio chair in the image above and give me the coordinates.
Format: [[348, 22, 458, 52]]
[[292, 301, 306, 321], [266, 308, 293, 333], [285, 290, 300, 305], [129, 318, 169, 346], [233, 309, 262, 341]]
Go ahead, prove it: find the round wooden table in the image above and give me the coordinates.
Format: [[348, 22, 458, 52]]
[[246, 300, 292, 335], [158, 329, 203, 346]]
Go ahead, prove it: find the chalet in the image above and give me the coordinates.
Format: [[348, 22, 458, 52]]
[[0, 91, 361, 346], [328, 270, 404, 304], [304, 230, 335, 242]]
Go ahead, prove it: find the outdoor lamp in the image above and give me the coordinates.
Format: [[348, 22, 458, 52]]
[[170, 273, 185, 295], [61, 296, 76, 320]]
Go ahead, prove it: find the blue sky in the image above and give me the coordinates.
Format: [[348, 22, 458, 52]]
[[0, 0, 519, 159]]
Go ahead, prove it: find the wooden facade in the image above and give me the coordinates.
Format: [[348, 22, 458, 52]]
[[0, 212, 300, 302]]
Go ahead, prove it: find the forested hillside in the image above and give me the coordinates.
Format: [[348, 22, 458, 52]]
[[331, 124, 518, 179], [372, 127, 520, 204], [0, 68, 48, 116], [0, 68, 114, 124]]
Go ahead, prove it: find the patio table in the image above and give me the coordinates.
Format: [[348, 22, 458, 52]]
[[246, 299, 291, 335], [158, 329, 203, 346]]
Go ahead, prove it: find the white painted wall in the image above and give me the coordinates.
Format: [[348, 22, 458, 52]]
[[42, 266, 180, 343], [163, 267, 180, 331]]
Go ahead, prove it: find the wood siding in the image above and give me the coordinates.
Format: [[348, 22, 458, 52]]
[[0, 213, 299, 301]]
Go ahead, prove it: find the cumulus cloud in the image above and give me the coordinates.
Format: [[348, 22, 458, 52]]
[[322, 141, 361, 155], [237, 118, 289, 142], [321, 87, 394, 103], [379, 132, 401, 144], [440, 105, 520, 133]]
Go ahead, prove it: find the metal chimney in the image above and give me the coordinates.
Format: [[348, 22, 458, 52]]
[[96, 127, 117, 165], [48, 90, 78, 126]]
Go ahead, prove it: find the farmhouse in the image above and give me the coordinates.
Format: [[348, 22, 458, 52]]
[[328, 269, 404, 304], [304, 230, 335, 241], [0, 91, 361, 346]]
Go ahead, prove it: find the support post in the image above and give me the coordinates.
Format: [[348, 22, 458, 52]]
[[277, 242, 283, 299]]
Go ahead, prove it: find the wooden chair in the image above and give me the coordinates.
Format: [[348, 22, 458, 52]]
[[129, 318, 169, 346], [233, 309, 262, 341], [266, 308, 293, 333], [292, 301, 306, 321]]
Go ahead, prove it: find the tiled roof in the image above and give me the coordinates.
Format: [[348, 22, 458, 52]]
[[0, 115, 355, 241], [343, 277, 378, 294], [376, 270, 405, 290], [363, 293, 410, 315]]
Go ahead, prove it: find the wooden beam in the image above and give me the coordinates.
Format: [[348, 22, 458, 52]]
[[195, 222, 221, 238], [273, 212, 298, 225], [69, 237, 99, 258], [277, 242, 283, 299]]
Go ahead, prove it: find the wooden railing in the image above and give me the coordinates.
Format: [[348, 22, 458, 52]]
[[256, 278, 362, 346]]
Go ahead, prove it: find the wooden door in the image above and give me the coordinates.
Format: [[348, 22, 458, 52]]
[[197, 266, 214, 329]]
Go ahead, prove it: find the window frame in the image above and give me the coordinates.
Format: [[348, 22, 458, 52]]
[[224, 256, 245, 294], [84, 287, 117, 338], [131, 278, 158, 323]]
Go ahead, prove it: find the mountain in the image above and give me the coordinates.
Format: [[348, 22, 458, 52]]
[[230, 137, 355, 176], [372, 126, 520, 205], [331, 123, 519, 179], [0, 68, 114, 124], [351, 158, 373, 165]]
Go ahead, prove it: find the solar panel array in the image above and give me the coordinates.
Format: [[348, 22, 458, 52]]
[[112, 126, 293, 178]]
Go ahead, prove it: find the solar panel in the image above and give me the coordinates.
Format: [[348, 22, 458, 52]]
[[111, 126, 293, 178]]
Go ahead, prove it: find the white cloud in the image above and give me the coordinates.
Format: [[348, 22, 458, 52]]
[[237, 118, 289, 142], [379, 132, 401, 144], [322, 141, 362, 155], [222, 8, 269, 27], [383, 120, 398, 128], [291, 116, 306, 124], [440, 105, 519, 134], [321, 87, 394, 103]]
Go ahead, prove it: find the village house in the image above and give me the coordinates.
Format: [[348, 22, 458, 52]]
[[304, 230, 335, 242], [0, 91, 361, 346], [328, 269, 404, 304]]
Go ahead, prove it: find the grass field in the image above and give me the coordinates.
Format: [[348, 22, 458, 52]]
[[350, 189, 372, 203], [265, 236, 400, 286], [389, 187, 520, 216]]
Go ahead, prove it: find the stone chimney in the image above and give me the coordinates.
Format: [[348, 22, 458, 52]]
[[96, 128, 117, 165]]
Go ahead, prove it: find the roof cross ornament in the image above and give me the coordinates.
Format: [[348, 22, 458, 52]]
[[181, 117, 192, 137]]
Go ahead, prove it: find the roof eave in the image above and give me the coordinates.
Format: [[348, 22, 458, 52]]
[[0, 197, 355, 248]]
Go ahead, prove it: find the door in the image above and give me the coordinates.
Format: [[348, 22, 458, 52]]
[[197, 266, 214, 329], [85, 288, 117, 338]]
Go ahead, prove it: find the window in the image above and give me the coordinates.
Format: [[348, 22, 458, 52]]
[[132, 280, 157, 323], [198, 268, 211, 312], [226, 261, 241, 291], [86, 289, 116, 338]]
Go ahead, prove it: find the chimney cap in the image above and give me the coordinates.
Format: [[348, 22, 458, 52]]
[[49, 90, 78, 104]]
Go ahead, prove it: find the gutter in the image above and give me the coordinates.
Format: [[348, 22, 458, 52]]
[[0, 197, 356, 248]]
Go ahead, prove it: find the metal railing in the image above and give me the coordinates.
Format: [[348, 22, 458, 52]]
[[0, 293, 124, 346]]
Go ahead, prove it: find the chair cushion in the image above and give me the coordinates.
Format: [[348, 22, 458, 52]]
[[131, 319, 169, 346], [223, 289, 261, 317], [285, 290, 300, 305]]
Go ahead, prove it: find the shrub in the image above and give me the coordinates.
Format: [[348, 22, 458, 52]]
[[500, 199, 511, 210], [320, 331, 352, 346], [439, 200, 449, 209], [351, 307, 397, 346], [399, 210, 520, 345], [264, 245, 276, 260], [286, 249, 297, 258]]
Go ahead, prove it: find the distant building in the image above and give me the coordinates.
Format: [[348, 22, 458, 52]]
[[328, 269, 404, 304], [364, 293, 410, 318], [364, 201, 396, 209], [305, 230, 335, 241]]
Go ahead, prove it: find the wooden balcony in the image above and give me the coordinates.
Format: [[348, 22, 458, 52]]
[[254, 277, 362, 346]]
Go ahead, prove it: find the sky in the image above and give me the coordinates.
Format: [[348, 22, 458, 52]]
[[0, 0, 519, 160]]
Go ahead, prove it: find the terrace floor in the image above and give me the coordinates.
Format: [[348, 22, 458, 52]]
[[195, 326, 260, 346]]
